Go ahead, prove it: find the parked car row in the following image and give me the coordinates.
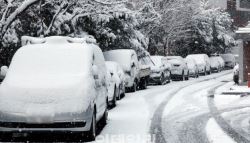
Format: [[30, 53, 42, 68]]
[[0, 36, 237, 141]]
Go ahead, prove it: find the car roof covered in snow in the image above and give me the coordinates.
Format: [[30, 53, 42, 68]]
[[104, 49, 137, 71]]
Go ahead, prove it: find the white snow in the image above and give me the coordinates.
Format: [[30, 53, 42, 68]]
[[186, 54, 210, 65], [104, 50, 137, 72], [206, 118, 237, 143], [150, 56, 163, 67], [0, 39, 99, 116]]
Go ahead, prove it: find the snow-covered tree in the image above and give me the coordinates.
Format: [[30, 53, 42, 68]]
[[186, 0, 235, 56]]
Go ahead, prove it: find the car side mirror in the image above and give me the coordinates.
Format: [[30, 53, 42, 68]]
[[0, 66, 8, 77], [92, 65, 99, 79]]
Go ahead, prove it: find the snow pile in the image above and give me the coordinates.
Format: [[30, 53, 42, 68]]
[[206, 118, 237, 143], [0, 41, 96, 116], [224, 85, 250, 94]]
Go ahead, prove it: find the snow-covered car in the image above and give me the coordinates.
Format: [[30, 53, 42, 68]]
[[105, 61, 126, 107], [104, 49, 140, 92], [186, 54, 211, 75], [0, 36, 108, 141], [150, 56, 171, 85], [138, 55, 152, 89], [209, 57, 223, 72], [166, 56, 189, 81], [220, 54, 236, 69], [0, 66, 8, 82], [217, 56, 225, 70], [185, 58, 199, 78]]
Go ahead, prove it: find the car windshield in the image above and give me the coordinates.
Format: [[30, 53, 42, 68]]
[[187, 55, 205, 65], [104, 50, 133, 71], [221, 54, 235, 62], [8, 45, 92, 78], [151, 56, 163, 67]]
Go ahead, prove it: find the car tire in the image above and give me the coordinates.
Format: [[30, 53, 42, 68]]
[[159, 74, 165, 85], [85, 111, 97, 141], [117, 86, 121, 100], [100, 104, 108, 126], [180, 72, 185, 81], [130, 81, 137, 92], [185, 72, 189, 80], [111, 87, 117, 107], [204, 68, 207, 76], [196, 72, 199, 78], [142, 79, 147, 89]]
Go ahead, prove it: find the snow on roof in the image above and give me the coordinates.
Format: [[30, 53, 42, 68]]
[[0, 40, 97, 115], [104, 49, 136, 72], [21, 36, 97, 46]]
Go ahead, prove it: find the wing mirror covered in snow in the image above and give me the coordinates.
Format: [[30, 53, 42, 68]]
[[0, 66, 8, 78]]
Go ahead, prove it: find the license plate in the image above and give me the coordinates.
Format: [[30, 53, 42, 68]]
[[12, 132, 28, 138]]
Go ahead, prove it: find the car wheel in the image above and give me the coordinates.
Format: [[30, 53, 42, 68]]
[[111, 87, 117, 107], [180, 72, 185, 81], [142, 79, 147, 89], [185, 72, 189, 80], [196, 72, 199, 78], [159, 73, 165, 85], [117, 86, 121, 100], [100, 104, 108, 126], [85, 112, 96, 141], [130, 81, 137, 92]]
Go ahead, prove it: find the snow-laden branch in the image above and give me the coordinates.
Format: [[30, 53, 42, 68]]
[[0, 0, 40, 38], [92, 0, 127, 5]]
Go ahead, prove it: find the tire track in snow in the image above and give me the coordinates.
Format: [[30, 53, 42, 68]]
[[208, 90, 250, 143], [150, 72, 232, 143]]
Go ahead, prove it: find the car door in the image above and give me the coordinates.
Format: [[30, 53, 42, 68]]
[[161, 58, 169, 77], [93, 48, 107, 119], [130, 53, 139, 81]]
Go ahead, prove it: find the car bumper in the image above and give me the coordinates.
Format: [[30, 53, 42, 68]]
[[0, 121, 92, 135], [149, 76, 161, 84], [171, 70, 182, 76], [211, 67, 219, 72]]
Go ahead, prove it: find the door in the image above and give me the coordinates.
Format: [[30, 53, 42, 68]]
[[93, 48, 107, 119]]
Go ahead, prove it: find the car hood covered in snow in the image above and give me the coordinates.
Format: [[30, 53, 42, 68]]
[[0, 75, 95, 117]]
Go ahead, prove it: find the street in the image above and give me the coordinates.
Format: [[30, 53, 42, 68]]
[[88, 70, 249, 143]]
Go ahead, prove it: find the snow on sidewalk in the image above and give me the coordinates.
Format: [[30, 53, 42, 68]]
[[206, 118, 236, 143]]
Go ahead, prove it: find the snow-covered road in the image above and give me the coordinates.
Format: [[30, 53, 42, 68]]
[[86, 70, 250, 143]]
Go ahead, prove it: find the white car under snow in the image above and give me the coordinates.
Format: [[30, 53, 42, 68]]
[[104, 49, 140, 92], [186, 54, 211, 76], [105, 61, 126, 107], [150, 56, 171, 85], [0, 36, 108, 141]]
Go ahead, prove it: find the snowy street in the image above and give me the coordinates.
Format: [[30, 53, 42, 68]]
[[0, 0, 249, 142], [89, 70, 250, 143]]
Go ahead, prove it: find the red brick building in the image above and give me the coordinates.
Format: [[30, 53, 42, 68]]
[[234, 0, 250, 84], [227, 0, 250, 27]]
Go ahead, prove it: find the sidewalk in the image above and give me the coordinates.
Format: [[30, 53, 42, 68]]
[[221, 85, 250, 96]]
